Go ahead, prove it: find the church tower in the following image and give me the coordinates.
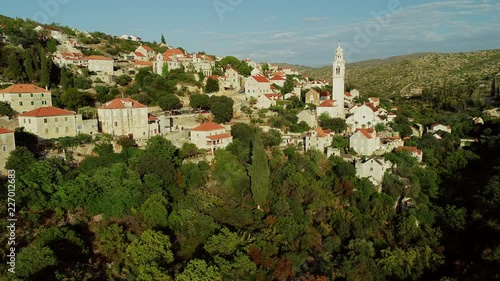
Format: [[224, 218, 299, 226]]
[[332, 43, 345, 118]]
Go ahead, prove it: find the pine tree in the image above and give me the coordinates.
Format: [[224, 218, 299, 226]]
[[248, 133, 270, 209], [161, 34, 166, 44]]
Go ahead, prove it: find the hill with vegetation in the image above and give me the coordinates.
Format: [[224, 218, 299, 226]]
[[285, 50, 500, 98]]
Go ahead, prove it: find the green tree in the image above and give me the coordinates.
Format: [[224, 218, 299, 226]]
[[0, 101, 14, 116], [176, 259, 222, 281], [14, 246, 57, 280], [190, 94, 210, 110], [205, 77, 219, 93], [211, 101, 233, 123], [158, 94, 182, 111], [162, 62, 169, 77], [23, 50, 35, 82], [281, 75, 295, 95], [126, 230, 174, 280], [248, 133, 270, 208], [140, 192, 169, 229], [39, 49, 50, 88], [116, 135, 137, 149], [161, 34, 166, 44], [6, 51, 25, 82], [331, 135, 348, 150], [115, 74, 132, 86], [5, 146, 36, 173]]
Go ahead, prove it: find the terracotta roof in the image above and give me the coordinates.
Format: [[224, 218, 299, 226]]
[[192, 122, 225, 132], [84, 55, 113, 61], [19, 106, 75, 117], [320, 91, 331, 97], [206, 133, 231, 141], [100, 98, 146, 109], [148, 114, 158, 121], [0, 128, 14, 134], [314, 127, 327, 137], [345, 92, 352, 97], [140, 45, 153, 51], [319, 100, 335, 107], [207, 75, 221, 80], [252, 75, 270, 83], [134, 61, 153, 66], [356, 128, 375, 139], [396, 146, 422, 155], [163, 48, 184, 58], [270, 75, 285, 81], [388, 112, 396, 116], [364, 102, 379, 112], [0, 84, 50, 94], [264, 94, 281, 100], [133, 52, 145, 57], [60, 52, 83, 59]]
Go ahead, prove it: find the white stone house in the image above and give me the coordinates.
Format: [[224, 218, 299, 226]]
[[256, 94, 281, 109], [0, 84, 52, 113], [98, 98, 150, 140], [350, 128, 381, 156], [53, 52, 86, 67], [429, 124, 452, 134], [135, 45, 155, 60], [18, 106, 97, 140], [305, 89, 320, 106], [304, 127, 332, 153], [269, 75, 286, 88], [224, 67, 240, 90], [0, 128, 15, 172], [245, 75, 271, 99], [355, 156, 393, 187], [396, 146, 423, 162], [190, 122, 232, 153], [346, 103, 383, 130], [84, 55, 114, 75], [297, 110, 317, 129]]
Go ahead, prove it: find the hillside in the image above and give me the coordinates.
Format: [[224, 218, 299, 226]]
[[287, 50, 500, 97]]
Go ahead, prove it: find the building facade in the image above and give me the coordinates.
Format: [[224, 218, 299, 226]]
[[98, 98, 150, 140], [190, 122, 232, 153], [0, 84, 52, 113], [0, 128, 15, 171]]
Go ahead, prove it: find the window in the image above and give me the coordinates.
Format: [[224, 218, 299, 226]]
[[45, 129, 48, 134], [65, 117, 68, 121], [23, 119, 26, 124], [44, 118, 48, 123], [114, 122, 118, 127], [19, 101, 23, 106], [55, 127, 59, 133], [55, 118, 58, 122], [41, 93, 44, 97], [2, 146, 6, 152], [30, 93, 33, 97], [30, 101, 34, 106], [28, 119, 31, 124], [41, 101, 47, 105]]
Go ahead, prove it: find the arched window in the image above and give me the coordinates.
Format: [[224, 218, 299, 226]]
[[336, 66, 340, 75]]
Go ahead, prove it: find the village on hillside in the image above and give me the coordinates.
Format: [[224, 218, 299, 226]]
[[0, 23, 486, 190]]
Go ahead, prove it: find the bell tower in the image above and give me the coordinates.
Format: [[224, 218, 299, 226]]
[[332, 43, 345, 118]]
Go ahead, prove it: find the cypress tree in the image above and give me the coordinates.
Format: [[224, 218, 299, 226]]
[[248, 133, 270, 209], [39, 49, 50, 88]]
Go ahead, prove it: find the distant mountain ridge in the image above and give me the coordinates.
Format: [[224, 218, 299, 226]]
[[276, 49, 500, 97]]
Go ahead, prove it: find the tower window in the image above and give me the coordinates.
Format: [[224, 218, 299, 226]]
[[336, 67, 341, 75]]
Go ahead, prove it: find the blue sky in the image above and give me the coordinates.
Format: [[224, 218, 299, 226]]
[[1, 0, 499, 66]]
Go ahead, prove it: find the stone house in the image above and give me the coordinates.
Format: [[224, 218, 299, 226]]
[[0, 84, 52, 113]]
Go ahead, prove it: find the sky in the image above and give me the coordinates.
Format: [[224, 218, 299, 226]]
[[0, 0, 499, 66]]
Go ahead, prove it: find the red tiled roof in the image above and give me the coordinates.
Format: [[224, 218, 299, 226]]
[[388, 112, 396, 116], [163, 48, 184, 58], [101, 98, 146, 109], [134, 61, 153, 66], [314, 127, 327, 137], [319, 100, 335, 107], [397, 146, 422, 155], [0, 84, 50, 94], [0, 128, 14, 134], [320, 91, 330, 97], [264, 94, 281, 100], [356, 128, 375, 139], [60, 52, 83, 59], [19, 106, 75, 117], [270, 75, 285, 81], [84, 55, 113, 61], [140, 45, 153, 51], [148, 114, 158, 121], [252, 75, 270, 83], [206, 133, 231, 141], [345, 92, 352, 97], [133, 51, 145, 57], [364, 102, 379, 112], [192, 122, 225, 132], [206, 75, 220, 80]]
